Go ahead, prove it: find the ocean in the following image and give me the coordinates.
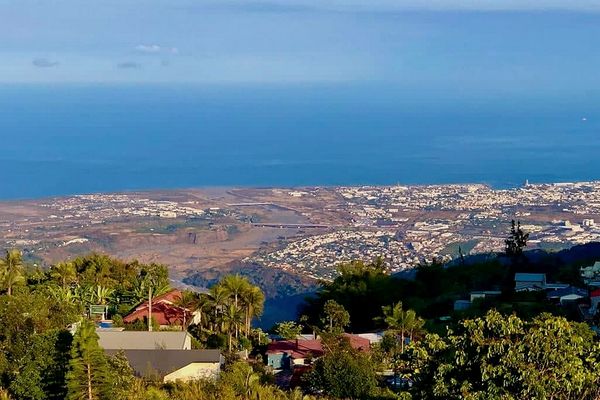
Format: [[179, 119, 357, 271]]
[[1, 84, 599, 200]]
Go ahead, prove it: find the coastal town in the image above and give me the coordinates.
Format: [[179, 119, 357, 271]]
[[1, 182, 600, 281]]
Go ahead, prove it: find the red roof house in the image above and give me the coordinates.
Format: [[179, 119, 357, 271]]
[[123, 289, 192, 328], [266, 333, 371, 370]]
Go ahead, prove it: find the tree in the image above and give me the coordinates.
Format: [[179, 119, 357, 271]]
[[240, 285, 264, 335], [303, 334, 378, 399], [376, 301, 424, 354], [0, 249, 25, 296], [221, 275, 250, 339], [222, 304, 244, 352], [174, 291, 199, 328], [105, 351, 137, 400], [66, 320, 110, 400], [221, 275, 250, 309], [274, 321, 302, 340], [192, 293, 212, 331], [138, 264, 169, 332], [50, 262, 77, 289], [505, 219, 529, 257], [207, 285, 229, 333], [321, 300, 350, 333], [415, 310, 600, 400]]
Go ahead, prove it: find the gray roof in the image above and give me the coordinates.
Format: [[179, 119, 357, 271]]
[[547, 286, 588, 299], [97, 331, 191, 350], [105, 349, 222, 378], [514, 273, 546, 282]]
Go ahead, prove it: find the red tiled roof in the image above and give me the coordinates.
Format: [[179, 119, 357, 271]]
[[266, 340, 324, 359], [343, 333, 371, 352], [123, 302, 190, 326], [266, 334, 370, 359], [132, 289, 182, 312]]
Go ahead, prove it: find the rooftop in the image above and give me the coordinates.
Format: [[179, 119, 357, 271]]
[[97, 331, 192, 350]]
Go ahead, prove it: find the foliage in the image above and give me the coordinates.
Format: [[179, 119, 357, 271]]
[[66, 319, 111, 400], [274, 321, 303, 339], [505, 219, 529, 257], [187, 275, 266, 352], [8, 330, 72, 400], [303, 334, 379, 399], [321, 300, 350, 333], [0, 249, 25, 296], [410, 310, 600, 400]]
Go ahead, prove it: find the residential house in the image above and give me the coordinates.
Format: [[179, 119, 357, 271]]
[[266, 334, 370, 370], [267, 339, 322, 370], [470, 290, 502, 302], [123, 289, 199, 329], [97, 330, 193, 350], [105, 349, 223, 382], [546, 286, 588, 305], [453, 299, 471, 311], [356, 332, 384, 345], [581, 262, 600, 284], [514, 273, 547, 291]]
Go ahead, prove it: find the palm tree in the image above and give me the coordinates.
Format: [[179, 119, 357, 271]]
[[174, 290, 200, 328], [222, 303, 244, 351], [221, 275, 250, 308], [240, 285, 265, 335], [48, 285, 80, 305], [207, 285, 229, 333], [194, 293, 212, 330], [139, 264, 169, 332], [93, 285, 114, 305], [221, 275, 250, 338], [377, 301, 425, 353], [50, 261, 77, 288], [0, 249, 25, 296]]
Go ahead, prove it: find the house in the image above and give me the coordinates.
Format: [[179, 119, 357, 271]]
[[267, 339, 323, 370], [470, 290, 501, 302], [123, 289, 199, 329], [546, 286, 588, 304], [581, 262, 600, 284], [453, 299, 471, 311], [97, 330, 193, 350], [105, 349, 223, 382], [345, 333, 371, 352], [266, 334, 370, 370], [514, 273, 546, 291], [355, 332, 384, 345]]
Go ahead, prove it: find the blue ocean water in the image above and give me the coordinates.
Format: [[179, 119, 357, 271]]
[[1, 84, 599, 200]]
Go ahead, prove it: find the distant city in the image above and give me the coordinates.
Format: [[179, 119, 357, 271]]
[[1, 181, 600, 283]]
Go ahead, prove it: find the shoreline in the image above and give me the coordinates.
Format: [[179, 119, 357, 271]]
[[2, 179, 599, 203]]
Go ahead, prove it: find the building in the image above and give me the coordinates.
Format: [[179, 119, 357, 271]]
[[581, 262, 600, 284], [266, 334, 370, 370], [355, 332, 384, 345], [97, 330, 193, 350], [105, 349, 223, 382], [123, 289, 199, 329], [470, 290, 502, 302], [453, 300, 471, 311], [546, 287, 588, 305], [267, 339, 322, 370], [514, 273, 547, 291]]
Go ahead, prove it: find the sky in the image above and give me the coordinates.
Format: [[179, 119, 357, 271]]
[[1, 0, 600, 94]]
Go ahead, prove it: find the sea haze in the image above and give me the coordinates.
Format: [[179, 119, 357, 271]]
[[0, 84, 599, 200]]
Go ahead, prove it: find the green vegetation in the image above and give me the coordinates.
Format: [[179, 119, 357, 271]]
[[1, 220, 600, 399]]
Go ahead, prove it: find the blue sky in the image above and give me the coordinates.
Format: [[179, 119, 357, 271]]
[[2, 0, 600, 93]]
